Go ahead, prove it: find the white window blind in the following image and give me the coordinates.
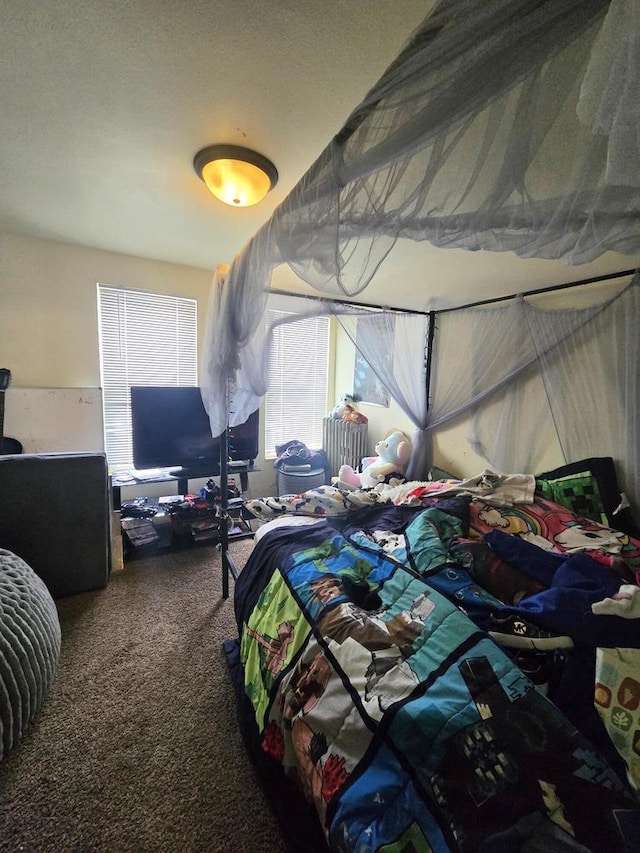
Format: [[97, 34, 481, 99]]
[[265, 310, 330, 454], [97, 284, 198, 469]]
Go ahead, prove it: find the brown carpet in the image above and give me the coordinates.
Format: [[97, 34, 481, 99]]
[[0, 539, 288, 853]]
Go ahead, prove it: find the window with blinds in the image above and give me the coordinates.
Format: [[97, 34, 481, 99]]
[[265, 310, 330, 455], [97, 284, 198, 470]]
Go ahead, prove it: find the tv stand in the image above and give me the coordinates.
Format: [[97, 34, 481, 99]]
[[173, 463, 254, 495], [113, 416, 257, 598], [111, 463, 257, 508], [112, 460, 260, 598]]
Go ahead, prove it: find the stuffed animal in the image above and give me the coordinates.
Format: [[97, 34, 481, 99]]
[[329, 393, 355, 420], [342, 404, 368, 425], [339, 430, 412, 489]]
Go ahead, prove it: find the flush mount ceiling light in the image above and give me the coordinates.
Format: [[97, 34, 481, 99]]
[[193, 144, 278, 208]]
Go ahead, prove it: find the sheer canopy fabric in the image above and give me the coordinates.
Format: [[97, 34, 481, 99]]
[[202, 0, 638, 425], [271, 0, 639, 295], [200, 275, 431, 475], [199, 0, 640, 510], [332, 311, 431, 481], [430, 274, 640, 517]]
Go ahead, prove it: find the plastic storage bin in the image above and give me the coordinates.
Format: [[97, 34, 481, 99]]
[[277, 467, 326, 496]]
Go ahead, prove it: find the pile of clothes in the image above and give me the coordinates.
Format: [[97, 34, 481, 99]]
[[273, 440, 329, 480]]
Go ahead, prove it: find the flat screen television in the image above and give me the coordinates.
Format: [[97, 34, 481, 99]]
[[130, 386, 259, 472]]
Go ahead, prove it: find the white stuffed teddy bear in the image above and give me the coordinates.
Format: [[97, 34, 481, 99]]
[[339, 430, 412, 489], [329, 393, 355, 420]]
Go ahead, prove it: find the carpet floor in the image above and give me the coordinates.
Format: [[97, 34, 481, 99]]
[[0, 539, 289, 853]]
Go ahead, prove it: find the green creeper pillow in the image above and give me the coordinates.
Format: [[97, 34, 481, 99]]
[[535, 456, 634, 530], [536, 470, 608, 525]]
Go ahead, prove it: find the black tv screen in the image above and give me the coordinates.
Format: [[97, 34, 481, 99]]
[[130, 386, 259, 471]]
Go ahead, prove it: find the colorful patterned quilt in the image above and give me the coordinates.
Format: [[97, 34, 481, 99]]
[[230, 501, 640, 852]]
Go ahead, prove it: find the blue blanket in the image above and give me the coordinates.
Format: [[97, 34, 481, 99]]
[[231, 501, 639, 852]]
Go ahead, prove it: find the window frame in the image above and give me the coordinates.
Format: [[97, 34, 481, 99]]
[[97, 283, 198, 471], [263, 307, 334, 458]]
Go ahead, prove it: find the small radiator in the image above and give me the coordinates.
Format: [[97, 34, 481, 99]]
[[322, 417, 368, 477]]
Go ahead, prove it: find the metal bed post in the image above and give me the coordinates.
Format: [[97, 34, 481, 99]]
[[219, 375, 239, 599], [219, 427, 238, 599]]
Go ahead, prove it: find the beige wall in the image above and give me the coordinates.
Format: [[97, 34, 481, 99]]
[[0, 232, 213, 388], [334, 321, 565, 480], [0, 232, 277, 496], [431, 418, 563, 479], [1, 231, 564, 497], [334, 324, 416, 452]]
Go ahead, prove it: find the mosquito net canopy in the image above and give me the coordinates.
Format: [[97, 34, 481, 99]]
[[200, 0, 639, 506]]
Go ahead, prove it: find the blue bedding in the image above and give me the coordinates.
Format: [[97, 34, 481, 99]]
[[229, 500, 640, 852]]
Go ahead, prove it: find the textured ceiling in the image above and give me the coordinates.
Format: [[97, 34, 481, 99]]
[[1, 0, 638, 310], [0, 1, 428, 266]]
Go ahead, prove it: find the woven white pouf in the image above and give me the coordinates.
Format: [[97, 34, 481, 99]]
[[0, 548, 61, 760]]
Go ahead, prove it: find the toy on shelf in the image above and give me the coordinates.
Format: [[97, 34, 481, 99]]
[[342, 404, 368, 425], [328, 393, 368, 424], [328, 393, 355, 420], [338, 430, 412, 489]]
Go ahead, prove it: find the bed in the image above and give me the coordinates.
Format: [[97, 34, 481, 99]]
[[214, 4, 640, 846], [224, 471, 640, 852], [200, 0, 640, 591]]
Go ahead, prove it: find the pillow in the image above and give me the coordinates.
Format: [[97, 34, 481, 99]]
[[536, 457, 639, 537], [536, 469, 608, 526], [594, 647, 640, 791], [429, 466, 459, 482]]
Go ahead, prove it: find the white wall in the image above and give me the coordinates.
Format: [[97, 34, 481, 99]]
[[3, 387, 104, 453]]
